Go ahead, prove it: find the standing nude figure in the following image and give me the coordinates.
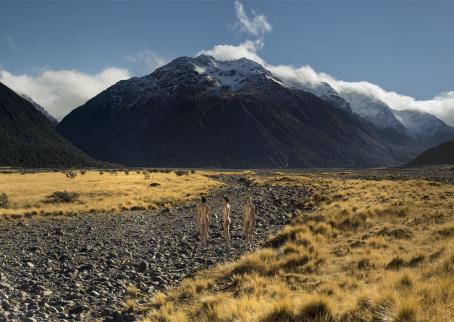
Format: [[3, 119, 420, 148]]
[[222, 196, 231, 247], [243, 196, 256, 248], [197, 196, 211, 246]]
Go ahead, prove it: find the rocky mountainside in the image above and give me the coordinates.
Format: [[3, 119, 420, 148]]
[[0, 82, 97, 168], [393, 108, 454, 150], [406, 139, 454, 166], [57, 55, 419, 168], [339, 91, 406, 131], [288, 81, 352, 113], [336, 91, 454, 150], [20, 94, 58, 126]]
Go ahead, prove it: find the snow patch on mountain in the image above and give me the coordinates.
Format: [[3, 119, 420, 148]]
[[392, 108, 454, 148], [339, 91, 405, 131]]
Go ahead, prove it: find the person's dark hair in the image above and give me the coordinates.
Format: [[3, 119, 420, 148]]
[[201, 196, 206, 203], [223, 196, 229, 203]]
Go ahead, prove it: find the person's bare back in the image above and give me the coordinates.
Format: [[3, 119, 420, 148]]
[[243, 196, 256, 246], [222, 196, 231, 247], [197, 197, 211, 246]]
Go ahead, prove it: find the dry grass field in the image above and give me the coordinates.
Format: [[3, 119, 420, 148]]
[[0, 169, 222, 217], [143, 172, 454, 322]]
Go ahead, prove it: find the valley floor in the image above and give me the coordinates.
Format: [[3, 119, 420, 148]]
[[143, 167, 454, 322], [0, 167, 453, 322], [0, 174, 307, 321]]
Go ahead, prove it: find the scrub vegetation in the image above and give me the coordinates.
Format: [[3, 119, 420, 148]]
[[143, 172, 454, 322]]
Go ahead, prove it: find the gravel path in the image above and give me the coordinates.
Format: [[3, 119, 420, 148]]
[[0, 175, 309, 321]]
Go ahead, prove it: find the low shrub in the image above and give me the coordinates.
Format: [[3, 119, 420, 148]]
[[437, 224, 454, 238], [0, 192, 8, 207], [45, 191, 79, 203], [297, 297, 334, 321], [64, 170, 77, 178]]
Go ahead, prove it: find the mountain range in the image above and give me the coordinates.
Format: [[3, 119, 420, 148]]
[[57, 55, 424, 168], [3, 55, 454, 168], [0, 82, 97, 168], [341, 90, 454, 150]]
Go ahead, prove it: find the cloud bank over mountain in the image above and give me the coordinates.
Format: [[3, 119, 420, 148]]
[[1, 0, 453, 126], [0, 67, 130, 121], [199, 1, 454, 126]]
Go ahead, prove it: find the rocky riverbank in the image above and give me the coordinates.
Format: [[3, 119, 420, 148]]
[[0, 175, 309, 321]]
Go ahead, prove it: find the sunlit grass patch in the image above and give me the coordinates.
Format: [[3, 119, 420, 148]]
[[142, 172, 454, 322], [0, 170, 222, 217]]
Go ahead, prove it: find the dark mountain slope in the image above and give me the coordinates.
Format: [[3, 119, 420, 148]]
[[58, 55, 419, 168], [20, 94, 58, 126], [406, 139, 454, 167], [0, 82, 97, 168]]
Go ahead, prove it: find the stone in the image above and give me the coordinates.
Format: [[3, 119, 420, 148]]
[[136, 261, 148, 273]]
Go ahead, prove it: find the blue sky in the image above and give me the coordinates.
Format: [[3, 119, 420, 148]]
[[1, 0, 453, 122]]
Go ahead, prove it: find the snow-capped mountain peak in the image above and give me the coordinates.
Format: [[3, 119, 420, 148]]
[[100, 55, 351, 113], [152, 54, 284, 91]]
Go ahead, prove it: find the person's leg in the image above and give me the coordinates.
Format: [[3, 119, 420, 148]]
[[224, 222, 230, 246], [199, 223, 204, 245], [203, 222, 208, 245], [227, 222, 231, 245]]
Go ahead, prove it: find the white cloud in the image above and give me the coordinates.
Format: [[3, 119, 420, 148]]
[[197, 39, 265, 64], [0, 67, 130, 121], [126, 50, 167, 74], [200, 41, 454, 126], [234, 0, 272, 36]]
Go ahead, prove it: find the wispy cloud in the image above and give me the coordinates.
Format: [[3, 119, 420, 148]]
[[0, 67, 130, 120], [126, 50, 167, 74], [234, 0, 272, 37], [6, 35, 19, 52]]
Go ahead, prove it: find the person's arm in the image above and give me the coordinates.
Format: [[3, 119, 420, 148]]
[[252, 205, 256, 226], [197, 206, 201, 224], [207, 205, 212, 224]]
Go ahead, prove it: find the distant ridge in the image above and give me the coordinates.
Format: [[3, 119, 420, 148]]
[[406, 139, 454, 167], [0, 81, 98, 168], [20, 94, 58, 126]]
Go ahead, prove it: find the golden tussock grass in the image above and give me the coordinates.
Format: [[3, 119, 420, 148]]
[[142, 172, 454, 321], [0, 170, 222, 217]]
